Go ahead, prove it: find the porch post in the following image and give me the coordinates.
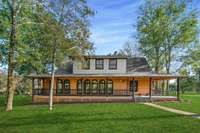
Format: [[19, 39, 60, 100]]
[[149, 77, 152, 101], [32, 78, 34, 102], [81, 79, 84, 96], [177, 78, 180, 101], [106, 78, 108, 96], [132, 77, 135, 102]]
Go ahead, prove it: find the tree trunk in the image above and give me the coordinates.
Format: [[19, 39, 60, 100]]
[[166, 48, 171, 95], [49, 46, 56, 111], [6, 0, 16, 112], [154, 46, 160, 90]]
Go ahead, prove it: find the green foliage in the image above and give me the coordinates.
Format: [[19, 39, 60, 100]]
[[0, 0, 94, 75], [0, 0, 94, 110], [15, 77, 32, 95], [137, 0, 198, 73], [182, 45, 200, 91]]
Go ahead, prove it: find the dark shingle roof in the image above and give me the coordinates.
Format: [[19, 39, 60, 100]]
[[127, 57, 152, 73], [55, 61, 73, 74]]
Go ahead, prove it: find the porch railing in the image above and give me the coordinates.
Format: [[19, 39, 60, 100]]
[[32, 89, 133, 96], [32, 89, 177, 97], [152, 89, 177, 96]]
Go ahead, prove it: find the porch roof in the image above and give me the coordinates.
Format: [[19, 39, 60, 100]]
[[27, 72, 186, 80]]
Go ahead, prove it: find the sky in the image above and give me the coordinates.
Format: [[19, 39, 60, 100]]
[[87, 0, 200, 55]]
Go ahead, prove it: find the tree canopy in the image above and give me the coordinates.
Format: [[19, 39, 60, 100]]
[[137, 0, 198, 74]]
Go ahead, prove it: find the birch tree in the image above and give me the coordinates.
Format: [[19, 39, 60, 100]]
[[34, 0, 94, 110]]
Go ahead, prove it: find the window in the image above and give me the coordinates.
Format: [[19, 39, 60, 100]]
[[82, 58, 90, 69], [77, 79, 82, 95], [99, 80, 105, 94], [84, 79, 90, 94], [95, 59, 104, 69], [92, 80, 98, 94], [34, 79, 43, 89], [64, 80, 70, 95], [57, 79, 63, 96], [109, 59, 117, 69], [130, 80, 138, 92], [107, 80, 113, 94]]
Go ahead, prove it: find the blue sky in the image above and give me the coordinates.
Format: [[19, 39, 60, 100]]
[[87, 0, 200, 55]]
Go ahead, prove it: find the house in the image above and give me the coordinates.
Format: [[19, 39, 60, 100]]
[[29, 55, 184, 103]]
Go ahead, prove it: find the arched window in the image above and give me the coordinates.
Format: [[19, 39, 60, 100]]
[[99, 80, 105, 94], [64, 80, 70, 95], [77, 79, 82, 95], [84, 79, 90, 94], [107, 80, 113, 95], [92, 80, 98, 94], [57, 79, 63, 96]]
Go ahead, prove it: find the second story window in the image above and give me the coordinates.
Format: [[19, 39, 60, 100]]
[[109, 59, 117, 69], [95, 59, 104, 69]]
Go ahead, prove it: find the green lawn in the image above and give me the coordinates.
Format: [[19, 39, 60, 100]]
[[0, 96, 200, 133], [159, 94, 200, 114]]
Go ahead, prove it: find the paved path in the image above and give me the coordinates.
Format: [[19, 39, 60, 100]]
[[143, 103, 200, 119]]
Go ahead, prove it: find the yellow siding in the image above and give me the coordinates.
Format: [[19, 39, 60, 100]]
[[42, 77, 150, 95]]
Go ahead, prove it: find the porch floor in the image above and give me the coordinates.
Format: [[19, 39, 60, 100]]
[[33, 95, 177, 103]]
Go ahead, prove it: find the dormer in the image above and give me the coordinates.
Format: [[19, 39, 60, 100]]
[[73, 56, 127, 74]]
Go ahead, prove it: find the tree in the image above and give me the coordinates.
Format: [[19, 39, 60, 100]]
[[0, 0, 94, 111], [34, 0, 94, 110], [137, 0, 167, 73], [137, 0, 198, 74], [0, 0, 35, 111], [179, 68, 196, 93], [183, 45, 200, 92], [118, 41, 140, 57], [161, 0, 198, 93], [162, 0, 198, 74], [137, 0, 198, 93]]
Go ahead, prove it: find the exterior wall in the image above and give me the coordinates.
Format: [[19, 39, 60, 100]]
[[39, 77, 150, 95], [73, 59, 127, 74], [135, 77, 150, 95]]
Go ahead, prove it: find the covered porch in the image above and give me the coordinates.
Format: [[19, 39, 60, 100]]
[[29, 74, 184, 103]]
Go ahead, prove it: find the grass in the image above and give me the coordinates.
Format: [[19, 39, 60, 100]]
[[0, 95, 32, 107], [159, 93, 200, 114], [0, 95, 200, 133]]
